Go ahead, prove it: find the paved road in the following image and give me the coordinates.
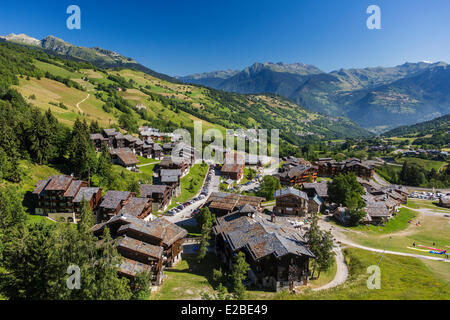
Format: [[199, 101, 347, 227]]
[[165, 167, 220, 225]]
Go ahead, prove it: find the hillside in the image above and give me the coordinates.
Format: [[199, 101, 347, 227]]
[[0, 33, 178, 83], [0, 42, 370, 147], [383, 114, 450, 138], [179, 61, 450, 132]]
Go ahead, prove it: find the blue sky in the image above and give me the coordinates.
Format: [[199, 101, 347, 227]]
[[0, 0, 449, 76]]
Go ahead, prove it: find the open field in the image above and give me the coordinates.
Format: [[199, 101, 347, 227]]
[[406, 199, 450, 213], [273, 248, 449, 300], [14, 77, 117, 127], [342, 211, 449, 258], [150, 254, 220, 300], [394, 157, 447, 171]]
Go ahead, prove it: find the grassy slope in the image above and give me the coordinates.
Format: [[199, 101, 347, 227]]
[[14, 76, 117, 127], [343, 210, 449, 258], [150, 254, 221, 300], [394, 157, 447, 171], [14, 53, 369, 145], [275, 248, 449, 300]]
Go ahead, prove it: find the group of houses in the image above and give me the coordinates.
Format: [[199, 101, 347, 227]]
[[275, 157, 318, 186], [315, 158, 375, 179], [92, 213, 187, 285], [90, 128, 163, 171], [32, 174, 187, 285], [32, 175, 173, 223], [332, 178, 409, 225], [274, 157, 375, 188], [400, 149, 449, 159]]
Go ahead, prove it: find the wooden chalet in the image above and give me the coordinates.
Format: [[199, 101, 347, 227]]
[[109, 148, 140, 170], [213, 210, 315, 292], [32, 175, 88, 216], [316, 158, 374, 179], [93, 214, 187, 285], [221, 153, 245, 181], [203, 192, 265, 217], [98, 190, 134, 222], [118, 197, 153, 220], [276, 164, 317, 186], [273, 187, 309, 216], [73, 187, 102, 217], [302, 182, 329, 202], [160, 156, 189, 175], [140, 184, 172, 212], [159, 169, 182, 196]]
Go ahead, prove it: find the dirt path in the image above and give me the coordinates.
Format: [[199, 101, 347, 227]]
[[137, 161, 160, 168], [313, 244, 348, 291], [75, 93, 90, 113]]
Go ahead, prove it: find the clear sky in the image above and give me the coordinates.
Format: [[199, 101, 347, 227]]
[[0, 0, 449, 76]]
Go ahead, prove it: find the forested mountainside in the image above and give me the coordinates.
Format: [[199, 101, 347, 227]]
[[383, 114, 450, 138], [0, 42, 370, 151]]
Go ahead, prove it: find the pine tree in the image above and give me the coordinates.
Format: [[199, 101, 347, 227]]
[[306, 213, 335, 279], [231, 251, 250, 300], [68, 118, 97, 180]]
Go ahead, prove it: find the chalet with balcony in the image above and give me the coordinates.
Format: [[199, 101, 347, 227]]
[[213, 211, 315, 292], [276, 164, 318, 186], [159, 169, 182, 196], [273, 187, 309, 216], [32, 175, 88, 216], [221, 153, 245, 181], [160, 156, 189, 175], [73, 187, 102, 217], [140, 184, 172, 212], [118, 197, 154, 220], [93, 214, 187, 285], [317, 158, 374, 179]]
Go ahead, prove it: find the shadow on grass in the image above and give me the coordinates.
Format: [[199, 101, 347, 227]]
[[168, 253, 222, 288]]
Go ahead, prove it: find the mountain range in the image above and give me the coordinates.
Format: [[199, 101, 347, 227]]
[[2, 33, 448, 134], [178, 61, 450, 132], [0, 33, 178, 82]]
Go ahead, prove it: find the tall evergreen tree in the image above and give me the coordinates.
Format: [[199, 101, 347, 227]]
[[68, 118, 97, 180], [231, 251, 250, 300]]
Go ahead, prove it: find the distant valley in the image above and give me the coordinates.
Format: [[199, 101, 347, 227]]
[[178, 61, 450, 132]]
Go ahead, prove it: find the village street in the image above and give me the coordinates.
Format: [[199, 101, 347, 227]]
[[164, 167, 221, 225]]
